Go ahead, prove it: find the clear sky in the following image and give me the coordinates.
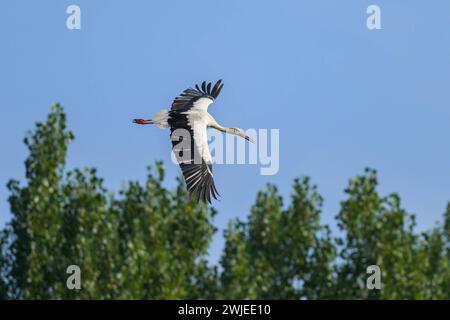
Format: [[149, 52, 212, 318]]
[[1, 1, 450, 264]]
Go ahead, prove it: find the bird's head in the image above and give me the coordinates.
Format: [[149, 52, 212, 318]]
[[228, 127, 255, 143]]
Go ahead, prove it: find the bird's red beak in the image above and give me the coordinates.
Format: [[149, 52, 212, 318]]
[[240, 132, 255, 144], [246, 135, 256, 144], [133, 118, 152, 125]]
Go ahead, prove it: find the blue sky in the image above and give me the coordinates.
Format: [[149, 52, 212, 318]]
[[1, 1, 450, 264]]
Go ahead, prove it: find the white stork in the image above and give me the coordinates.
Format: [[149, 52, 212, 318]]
[[133, 80, 255, 203]]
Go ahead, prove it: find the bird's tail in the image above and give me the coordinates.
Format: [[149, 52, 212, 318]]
[[151, 109, 170, 129], [133, 109, 170, 128]]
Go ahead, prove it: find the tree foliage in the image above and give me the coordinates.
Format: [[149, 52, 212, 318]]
[[0, 104, 449, 299]]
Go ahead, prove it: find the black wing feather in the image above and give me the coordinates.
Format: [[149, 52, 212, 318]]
[[171, 79, 224, 111], [168, 112, 220, 203]]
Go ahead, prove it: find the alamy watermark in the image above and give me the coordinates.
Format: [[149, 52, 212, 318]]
[[66, 265, 81, 290], [170, 128, 280, 176], [66, 5, 81, 30], [367, 5, 382, 30], [366, 265, 382, 290]]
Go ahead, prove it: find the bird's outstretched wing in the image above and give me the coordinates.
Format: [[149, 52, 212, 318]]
[[168, 112, 219, 203], [171, 80, 224, 111]]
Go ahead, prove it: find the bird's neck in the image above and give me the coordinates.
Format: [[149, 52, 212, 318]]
[[210, 122, 228, 133]]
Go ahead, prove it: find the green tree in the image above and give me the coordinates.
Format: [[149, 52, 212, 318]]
[[3, 105, 73, 298], [220, 179, 336, 299], [0, 104, 217, 299], [1, 104, 450, 300], [335, 169, 450, 299]]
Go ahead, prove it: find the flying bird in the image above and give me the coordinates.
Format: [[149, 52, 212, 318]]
[[133, 80, 254, 204]]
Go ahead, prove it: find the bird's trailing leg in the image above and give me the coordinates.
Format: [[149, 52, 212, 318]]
[[133, 118, 153, 125]]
